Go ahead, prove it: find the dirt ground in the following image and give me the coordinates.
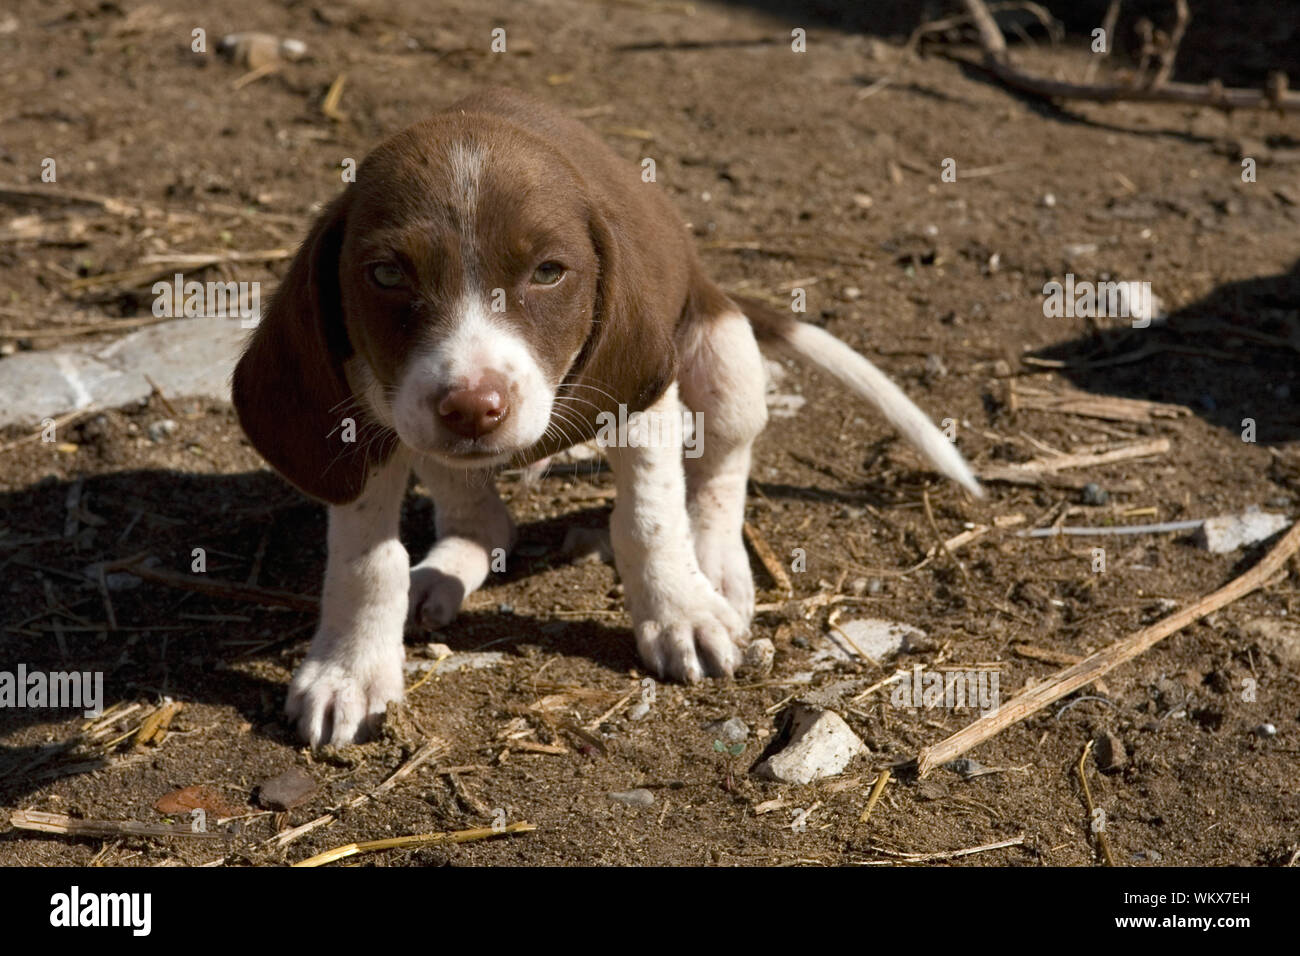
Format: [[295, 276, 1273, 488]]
[[2, 0, 1299, 867]]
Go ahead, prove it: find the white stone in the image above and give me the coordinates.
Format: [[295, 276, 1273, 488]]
[[831, 618, 925, 662], [1196, 511, 1290, 554], [754, 704, 866, 784]]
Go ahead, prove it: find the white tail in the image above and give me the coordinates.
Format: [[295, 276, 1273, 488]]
[[767, 321, 983, 497]]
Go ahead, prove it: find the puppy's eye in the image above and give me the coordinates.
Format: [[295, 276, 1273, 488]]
[[531, 261, 565, 286], [368, 262, 406, 289]]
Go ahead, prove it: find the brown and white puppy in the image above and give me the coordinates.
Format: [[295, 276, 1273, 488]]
[[233, 87, 981, 746]]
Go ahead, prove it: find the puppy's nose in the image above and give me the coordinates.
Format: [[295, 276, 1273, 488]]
[[436, 381, 509, 438]]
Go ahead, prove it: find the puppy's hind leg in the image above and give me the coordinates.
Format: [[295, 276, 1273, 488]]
[[678, 301, 769, 626], [408, 459, 517, 631]]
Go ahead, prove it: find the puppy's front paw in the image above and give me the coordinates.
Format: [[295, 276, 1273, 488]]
[[286, 634, 404, 747], [408, 565, 467, 630], [630, 569, 748, 683]]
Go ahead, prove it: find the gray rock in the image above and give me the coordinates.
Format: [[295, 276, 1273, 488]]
[[708, 717, 749, 744], [1081, 482, 1109, 506], [942, 757, 985, 779], [94, 317, 247, 404], [83, 560, 156, 592], [0, 317, 248, 427], [608, 788, 654, 807], [1196, 511, 1290, 554], [0, 351, 149, 427], [403, 651, 505, 674], [754, 704, 866, 784], [257, 767, 318, 810]]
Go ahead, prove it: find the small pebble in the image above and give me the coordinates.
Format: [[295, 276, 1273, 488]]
[[737, 638, 775, 679], [1081, 482, 1109, 506], [1093, 732, 1127, 772], [942, 757, 984, 778], [257, 767, 318, 811], [147, 419, 177, 442], [709, 717, 749, 744], [608, 788, 654, 807], [1255, 723, 1277, 737]]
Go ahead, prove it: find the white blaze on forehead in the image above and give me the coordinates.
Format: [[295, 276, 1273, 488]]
[[447, 140, 487, 283]]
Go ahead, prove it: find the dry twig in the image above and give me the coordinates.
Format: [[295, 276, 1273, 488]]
[[916, 519, 1300, 776]]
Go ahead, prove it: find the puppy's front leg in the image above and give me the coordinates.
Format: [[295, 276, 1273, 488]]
[[287, 452, 411, 746], [606, 383, 747, 681], [408, 459, 517, 630]]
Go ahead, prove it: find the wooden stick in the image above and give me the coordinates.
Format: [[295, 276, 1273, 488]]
[[858, 769, 892, 824], [1151, 0, 1189, 88], [744, 521, 793, 595], [853, 834, 1025, 864], [11, 809, 229, 840], [112, 561, 319, 612], [916, 519, 1300, 776], [1077, 740, 1116, 866], [291, 822, 536, 867], [132, 701, 183, 750], [1083, 0, 1121, 83], [1015, 438, 1170, 474]]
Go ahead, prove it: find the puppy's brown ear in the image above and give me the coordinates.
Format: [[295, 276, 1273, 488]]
[[570, 207, 678, 417], [232, 194, 391, 505]]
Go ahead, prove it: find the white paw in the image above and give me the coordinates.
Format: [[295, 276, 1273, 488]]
[[694, 531, 756, 627], [630, 568, 748, 682], [285, 633, 405, 746], [408, 565, 467, 630], [407, 521, 515, 631]]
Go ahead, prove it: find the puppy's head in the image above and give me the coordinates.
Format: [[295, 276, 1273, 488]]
[[234, 113, 673, 504]]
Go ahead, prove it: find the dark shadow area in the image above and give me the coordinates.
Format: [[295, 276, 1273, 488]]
[[1028, 258, 1300, 444], [719, 0, 1300, 88], [0, 467, 636, 802]]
